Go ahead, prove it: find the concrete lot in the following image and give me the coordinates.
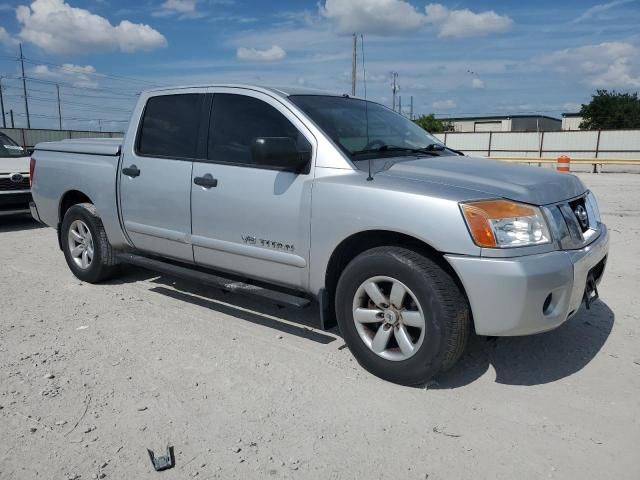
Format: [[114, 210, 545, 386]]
[[0, 173, 639, 480]]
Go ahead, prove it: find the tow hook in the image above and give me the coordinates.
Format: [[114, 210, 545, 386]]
[[583, 273, 599, 309]]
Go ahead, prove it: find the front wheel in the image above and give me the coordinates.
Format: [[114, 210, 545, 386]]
[[335, 247, 470, 386], [61, 203, 119, 283]]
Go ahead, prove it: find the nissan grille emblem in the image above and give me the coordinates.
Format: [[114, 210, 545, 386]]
[[10, 173, 24, 183], [574, 204, 589, 229]]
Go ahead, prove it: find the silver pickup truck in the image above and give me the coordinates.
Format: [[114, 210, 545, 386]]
[[30, 84, 608, 385]]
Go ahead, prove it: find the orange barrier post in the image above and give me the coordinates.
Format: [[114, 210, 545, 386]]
[[557, 155, 571, 172]]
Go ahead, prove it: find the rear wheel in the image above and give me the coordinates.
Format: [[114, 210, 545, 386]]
[[61, 203, 119, 283], [335, 246, 470, 386]]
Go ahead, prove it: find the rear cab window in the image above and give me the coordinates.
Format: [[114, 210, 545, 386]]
[[136, 94, 205, 159]]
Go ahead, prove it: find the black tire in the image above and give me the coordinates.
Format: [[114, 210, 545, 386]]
[[61, 203, 120, 283], [335, 246, 470, 386]]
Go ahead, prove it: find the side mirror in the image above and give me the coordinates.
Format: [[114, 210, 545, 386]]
[[251, 137, 311, 173]]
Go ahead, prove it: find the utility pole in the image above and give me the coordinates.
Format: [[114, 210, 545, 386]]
[[0, 77, 6, 128], [56, 84, 62, 129], [398, 96, 402, 116], [19, 43, 30, 128], [351, 33, 357, 96], [9, 109, 14, 128], [410, 96, 414, 120], [391, 72, 399, 111]]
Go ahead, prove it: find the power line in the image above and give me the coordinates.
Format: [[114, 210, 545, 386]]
[[24, 77, 140, 96], [12, 111, 129, 122], [3, 93, 133, 112], [21, 56, 165, 87], [2, 83, 137, 101], [2, 52, 162, 88]]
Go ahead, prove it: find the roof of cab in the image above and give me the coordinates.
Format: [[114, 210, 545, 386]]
[[144, 83, 345, 98]]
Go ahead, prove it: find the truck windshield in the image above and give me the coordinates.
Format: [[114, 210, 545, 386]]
[[0, 133, 27, 158], [289, 95, 445, 158]]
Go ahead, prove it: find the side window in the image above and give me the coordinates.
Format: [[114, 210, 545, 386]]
[[137, 94, 204, 159], [208, 94, 310, 167]]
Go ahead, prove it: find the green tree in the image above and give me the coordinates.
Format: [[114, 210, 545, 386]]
[[414, 114, 453, 133], [579, 90, 640, 130]]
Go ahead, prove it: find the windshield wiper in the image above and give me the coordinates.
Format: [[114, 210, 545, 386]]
[[351, 145, 440, 157]]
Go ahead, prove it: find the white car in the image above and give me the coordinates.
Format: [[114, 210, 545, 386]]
[[0, 132, 32, 217]]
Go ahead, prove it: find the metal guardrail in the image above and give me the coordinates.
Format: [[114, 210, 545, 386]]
[[436, 129, 640, 160], [488, 156, 640, 172]]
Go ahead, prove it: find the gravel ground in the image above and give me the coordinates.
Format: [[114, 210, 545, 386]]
[[1, 173, 639, 480]]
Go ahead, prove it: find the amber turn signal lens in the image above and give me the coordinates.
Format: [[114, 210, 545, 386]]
[[461, 200, 537, 248]]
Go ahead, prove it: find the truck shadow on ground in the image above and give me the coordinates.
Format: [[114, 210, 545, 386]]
[[435, 301, 615, 388], [120, 269, 338, 345], [107, 266, 614, 387], [0, 215, 44, 233]]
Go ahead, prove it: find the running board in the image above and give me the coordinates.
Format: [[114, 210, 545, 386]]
[[116, 253, 311, 308]]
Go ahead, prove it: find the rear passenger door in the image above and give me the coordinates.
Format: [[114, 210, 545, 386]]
[[119, 91, 207, 262], [190, 89, 316, 289]]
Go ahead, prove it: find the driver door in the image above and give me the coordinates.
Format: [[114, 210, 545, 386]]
[[190, 88, 316, 289]]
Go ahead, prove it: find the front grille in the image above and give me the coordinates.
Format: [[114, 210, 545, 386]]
[[546, 194, 600, 250], [568, 197, 589, 233], [0, 176, 30, 191]]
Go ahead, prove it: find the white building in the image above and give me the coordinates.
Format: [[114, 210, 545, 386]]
[[439, 115, 561, 133], [561, 113, 584, 131]]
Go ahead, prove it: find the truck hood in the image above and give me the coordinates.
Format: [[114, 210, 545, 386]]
[[378, 155, 587, 205], [0, 156, 30, 174]]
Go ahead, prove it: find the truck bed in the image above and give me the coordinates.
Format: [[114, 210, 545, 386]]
[[31, 137, 129, 248], [35, 138, 122, 156]]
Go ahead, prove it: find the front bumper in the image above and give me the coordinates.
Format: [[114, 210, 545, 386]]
[[0, 191, 32, 217], [446, 224, 609, 336]]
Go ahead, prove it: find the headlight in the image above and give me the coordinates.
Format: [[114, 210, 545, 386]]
[[460, 199, 551, 248], [585, 191, 601, 224]]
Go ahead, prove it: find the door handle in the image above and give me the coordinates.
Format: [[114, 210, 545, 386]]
[[194, 173, 218, 188], [122, 165, 140, 177]]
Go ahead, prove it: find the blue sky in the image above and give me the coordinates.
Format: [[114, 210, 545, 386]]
[[0, 0, 639, 131]]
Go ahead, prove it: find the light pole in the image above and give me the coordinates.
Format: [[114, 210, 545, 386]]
[[0, 76, 6, 128], [19, 43, 30, 128], [391, 72, 399, 111]]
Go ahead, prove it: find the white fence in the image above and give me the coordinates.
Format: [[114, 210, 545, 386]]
[[433, 129, 640, 159], [1, 128, 123, 150]]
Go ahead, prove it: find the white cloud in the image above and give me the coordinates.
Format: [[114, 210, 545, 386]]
[[424, 3, 512, 38], [539, 42, 640, 89], [471, 78, 485, 89], [320, 0, 426, 34], [236, 45, 286, 61], [31, 63, 100, 88], [432, 99, 456, 109], [573, 0, 636, 23], [319, 0, 512, 37], [153, 0, 207, 19], [0, 26, 18, 49], [16, 0, 167, 54], [162, 0, 197, 13]]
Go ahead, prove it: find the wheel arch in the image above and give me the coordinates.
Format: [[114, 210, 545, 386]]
[[57, 190, 94, 249], [320, 229, 469, 329]]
